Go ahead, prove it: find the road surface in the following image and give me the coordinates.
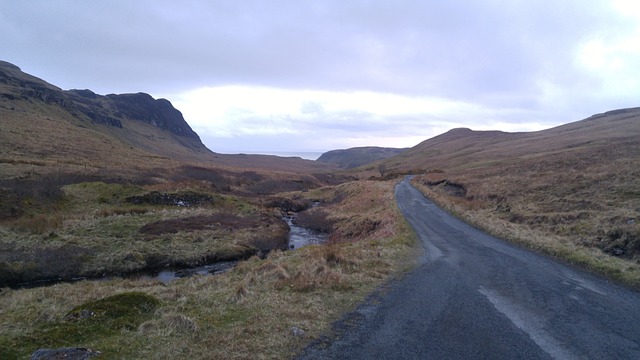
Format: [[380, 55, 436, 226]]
[[297, 177, 640, 359]]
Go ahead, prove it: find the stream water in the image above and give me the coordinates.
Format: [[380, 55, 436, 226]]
[[285, 216, 329, 249], [130, 260, 238, 284]]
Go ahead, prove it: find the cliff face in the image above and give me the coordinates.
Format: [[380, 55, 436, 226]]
[[0, 61, 201, 142], [105, 92, 199, 139]]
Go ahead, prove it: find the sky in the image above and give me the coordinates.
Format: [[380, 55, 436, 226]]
[[2, 1, 639, 157]]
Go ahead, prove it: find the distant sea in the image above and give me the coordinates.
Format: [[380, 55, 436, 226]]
[[232, 151, 326, 161]]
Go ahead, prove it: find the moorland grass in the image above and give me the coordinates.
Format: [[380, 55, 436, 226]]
[[0, 180, 418, 358], [0, 181, 287, 286]]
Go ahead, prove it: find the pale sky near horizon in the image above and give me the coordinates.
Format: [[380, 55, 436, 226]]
[[2, 1, 639, 155]]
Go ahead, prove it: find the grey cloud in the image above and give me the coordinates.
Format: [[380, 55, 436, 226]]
[[1, 1, 616, 97], [1, 0, 637, 152]]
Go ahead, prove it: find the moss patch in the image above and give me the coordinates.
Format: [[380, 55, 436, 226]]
[[1, 292, 160, 358]]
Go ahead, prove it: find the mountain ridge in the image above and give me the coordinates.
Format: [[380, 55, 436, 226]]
[[0, 60, 203, 145], [371, 107, 640, 174]]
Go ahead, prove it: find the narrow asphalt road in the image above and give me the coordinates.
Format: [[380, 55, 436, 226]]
[[298, 177, 640, 359]]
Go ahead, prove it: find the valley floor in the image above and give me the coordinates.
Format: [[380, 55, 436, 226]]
[[0, 180, 417, 359]]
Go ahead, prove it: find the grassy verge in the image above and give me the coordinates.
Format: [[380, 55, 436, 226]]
[[411, 177, 640, 289], [0, 180, 418, 358]]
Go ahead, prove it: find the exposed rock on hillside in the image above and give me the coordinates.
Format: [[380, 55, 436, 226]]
[[105, 92, 199, 139], [0, 61, 67, 106], [0, 60, 201, 141]]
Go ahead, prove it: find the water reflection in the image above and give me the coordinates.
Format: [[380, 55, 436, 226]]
[[132, 261, 238, 284]]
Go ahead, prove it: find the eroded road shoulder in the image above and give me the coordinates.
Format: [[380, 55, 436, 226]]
[[297, 177, 640, 360]]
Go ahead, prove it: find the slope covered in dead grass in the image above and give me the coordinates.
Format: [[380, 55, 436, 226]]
[[406, 109, 640, 287]]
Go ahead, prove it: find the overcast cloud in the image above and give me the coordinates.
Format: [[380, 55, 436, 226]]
[[2, 1, 639, 156]]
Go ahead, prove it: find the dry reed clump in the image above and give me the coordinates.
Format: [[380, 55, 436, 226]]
[[254, 260, 291, 281], [321, 243, 356, 268], [9, 213, 66, 234], [331, 218, 383, 240], [96, 206, 149, 217], [277, 262, 347, 292], [270, 245, 358, 292], [301, 181, 397, 242], [230, 274, 257, 304], [232, 283, 249, 303], [228, 259, 295, 303], [244, 231, 289, 253], [293, 210, 334, 233], [138, 313, 199, 335], [594, 224, 640, 258]]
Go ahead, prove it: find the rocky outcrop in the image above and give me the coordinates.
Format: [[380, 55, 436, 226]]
[[64, 90, 200, 140], [65, 89, 123, 128], [105, 92, 199, 139], [0, 60, 202, 141], [0, 61, 67, 106]]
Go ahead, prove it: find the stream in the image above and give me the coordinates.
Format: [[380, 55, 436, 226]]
[[142, 217, 329, 283], [123, 198, 330, 285], [129, 260, 239, 283], [143, 217, 328, 283], [285, 215, 330, 249], [13, 217, 328, 288]]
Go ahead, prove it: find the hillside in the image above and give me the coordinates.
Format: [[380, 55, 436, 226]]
[[376, 108, 640, 174], [317, 146, 408, 169], [0, 60, 334, 181], [0, 61, 208, 176], [369, 108, 640, 281]]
